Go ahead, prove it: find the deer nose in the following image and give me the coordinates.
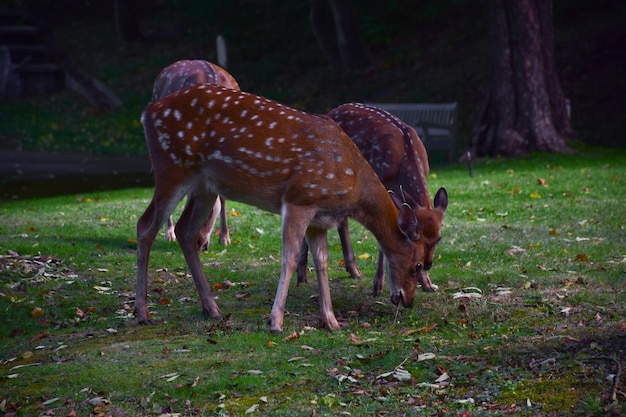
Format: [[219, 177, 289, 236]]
[[390, 291, 414, 308], [424, 261, 432, 271]]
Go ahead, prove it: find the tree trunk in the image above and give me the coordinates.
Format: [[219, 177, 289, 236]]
[[309, 0, 369, 69], [470, 0, 572, 158], [114, 0, 142, 42], [309, 0, 341, 67], [329, 0, 369, 68]]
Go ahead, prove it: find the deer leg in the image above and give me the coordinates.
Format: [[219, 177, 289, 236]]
[[296, 238, 309, 284], [165, 215, 177, 242], [373, 247, 385, 296], [175, 191, 221, 318], [136, 190, 182, 324], [337, 218, 363, 279], [196, 197, 221, 251], [268, 205, 314, 333], [418, 270, 436, 292], [306, 227, 340, 330], [218, 197, 231, 245]]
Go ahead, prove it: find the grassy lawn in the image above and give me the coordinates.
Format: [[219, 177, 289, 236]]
[[1, 147, 625, 416]]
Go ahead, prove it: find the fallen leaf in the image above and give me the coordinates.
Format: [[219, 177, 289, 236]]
[[282, 332, 300, 342], [31, 307, 45, 318], [417, 353, 436, 361], [350, 333, 363, 345], [537, 177, 548, 187], [357, 253, 372, 260], [419, 323, 437, 334], [505, 246, 526, 256], [435, 372, 450, 383], [507, 186, 521, 195], [529, 192, 541, 199]]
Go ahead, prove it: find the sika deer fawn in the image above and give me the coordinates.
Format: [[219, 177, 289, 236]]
[[152, 60, 240, 250], [136, 84, 428, 333], [297, 103, 448, 295]]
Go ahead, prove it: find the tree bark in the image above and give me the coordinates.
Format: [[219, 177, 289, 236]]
[[309, 0, 341, 67], [114, 0, 142, 42], [309, 0, 369, 69], [470, 0, 572, 158]]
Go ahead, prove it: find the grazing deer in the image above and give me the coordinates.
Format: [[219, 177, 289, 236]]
[[152, 60, 240, 249], [136, 84, 429, 333], [297, 103, 448, 295]]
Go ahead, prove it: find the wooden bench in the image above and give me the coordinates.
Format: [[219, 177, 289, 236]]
[[365, 102, 458, 163]]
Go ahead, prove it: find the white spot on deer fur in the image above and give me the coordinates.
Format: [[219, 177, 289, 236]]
[[191, 98, 198, 107], [154, 118, 163, 127], [241, 109, 248, 118], [170, 152, 182, 165], [269, 121, 277, 129], [186, 121, 193, 130], [208, 100, 215, 108], [278, 137, 286, 143], [174, 110, 182, 121], [345, 168, 354, 176], [326, 173, 335, 180], [256, 120, 263, 127], [158, 132, 170, 150], [177, 131, 184, 139], [250, 115, 259, 120], [185, 145, 193, 156], [163, 108, 172, 118], [193, 135, 199, 142], [265, 137, 274, 147]]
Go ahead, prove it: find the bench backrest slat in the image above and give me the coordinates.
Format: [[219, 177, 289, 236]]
[[364, 102, 458, 163]]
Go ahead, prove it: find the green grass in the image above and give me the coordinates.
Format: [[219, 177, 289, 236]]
[[1, 147, 625, 416]]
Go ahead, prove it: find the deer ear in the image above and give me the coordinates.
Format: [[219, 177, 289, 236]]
[[402, 189, 421, 208], [398, 203, 420, 241], [434, 187, 448, 213], [388, 190, 403, 209]]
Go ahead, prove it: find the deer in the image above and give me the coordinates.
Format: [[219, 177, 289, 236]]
[[151, 60, 240, 250], [297, 103, 448, 296], [135, 83, 432, 333]]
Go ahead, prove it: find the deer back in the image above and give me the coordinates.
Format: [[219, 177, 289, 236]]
[[152, 60, 240, 101]]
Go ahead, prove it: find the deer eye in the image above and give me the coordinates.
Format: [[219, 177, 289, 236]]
[[410, 263, 423, 276]]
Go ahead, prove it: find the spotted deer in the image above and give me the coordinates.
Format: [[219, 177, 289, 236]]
[[152, 60, 240, 250], [297, 103, 448, 296], [136, 84, 429, 333]]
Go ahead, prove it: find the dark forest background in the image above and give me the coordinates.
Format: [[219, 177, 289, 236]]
[[2, 0, 625, 161]]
